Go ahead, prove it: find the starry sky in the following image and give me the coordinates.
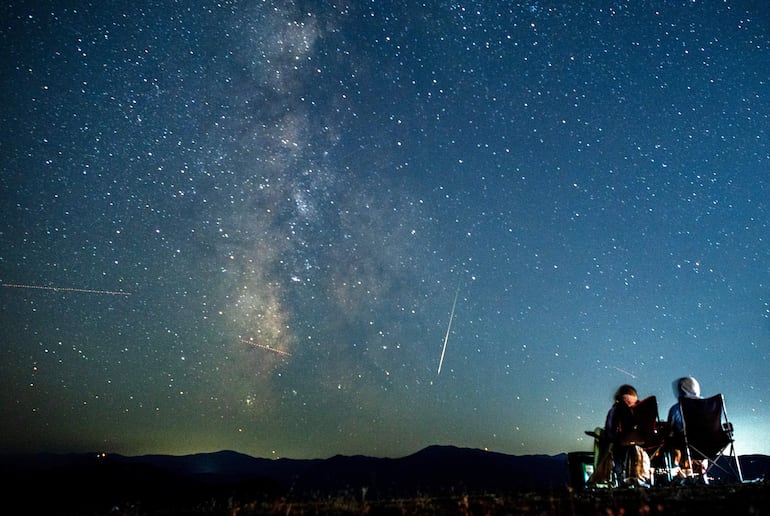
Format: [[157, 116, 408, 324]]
[[1, 1, 769, 460]]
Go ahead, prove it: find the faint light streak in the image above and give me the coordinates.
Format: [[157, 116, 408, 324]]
[[1, 283, 131, 296], [240, 338, 292, 357], [612, 366, 637, 379], [437, 282, 461, 375]]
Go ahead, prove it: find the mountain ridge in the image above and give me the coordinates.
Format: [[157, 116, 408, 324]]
[[1, 446, 768, 515], [2, 446, 767, 500], [0, 445, 569, 493]]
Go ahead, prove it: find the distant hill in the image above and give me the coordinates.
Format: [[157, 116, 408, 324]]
[[1, 446, 767, 514], [740, 454, 770, 483], [0, 445, 568, 497]]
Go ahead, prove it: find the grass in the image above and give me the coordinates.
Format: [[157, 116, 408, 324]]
[[176, 481, 769, 515], [37, 479, 769, 515]]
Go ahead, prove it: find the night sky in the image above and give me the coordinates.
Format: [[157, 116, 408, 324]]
[[2, 1, 769, 460]]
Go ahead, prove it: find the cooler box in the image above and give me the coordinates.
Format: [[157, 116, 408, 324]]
[[567, 451, 595, 489]]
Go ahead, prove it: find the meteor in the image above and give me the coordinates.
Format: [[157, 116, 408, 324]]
[[437, 283, 460, 375], [612, 366, 636, 379], [1, 283, 131, 296], [240, 339, 292, 357]]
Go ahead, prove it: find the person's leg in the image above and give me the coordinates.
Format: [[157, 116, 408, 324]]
[[613, 446, 627, 486]]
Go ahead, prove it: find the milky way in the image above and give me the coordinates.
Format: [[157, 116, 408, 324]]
[[1, 1, 769, 459]]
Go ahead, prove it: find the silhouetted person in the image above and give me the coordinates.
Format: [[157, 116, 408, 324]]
[[667, 376, 702, 471]]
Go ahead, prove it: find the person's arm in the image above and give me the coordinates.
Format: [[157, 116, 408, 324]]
[[604, 405, 617, 442], [668, 403, 683, 433]]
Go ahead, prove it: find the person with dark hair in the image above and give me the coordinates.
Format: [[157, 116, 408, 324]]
[[602, 384, 653, 486], [585, 384, 657, 487], [605, 384, 639, 446]]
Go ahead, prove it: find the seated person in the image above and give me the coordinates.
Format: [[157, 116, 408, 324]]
[[604, 384, 652, 486], [667, 376, 705, 475]]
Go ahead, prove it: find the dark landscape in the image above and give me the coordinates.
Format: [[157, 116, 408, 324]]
[[2, 446, 768, 515]]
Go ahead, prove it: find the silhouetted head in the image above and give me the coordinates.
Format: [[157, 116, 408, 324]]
[[614, 384, 638, 406], [672, 377, 700, 399]]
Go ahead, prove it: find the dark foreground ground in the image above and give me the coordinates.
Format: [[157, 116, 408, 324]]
[[7, 449, 767, 514], [53, 481, 768, 515]]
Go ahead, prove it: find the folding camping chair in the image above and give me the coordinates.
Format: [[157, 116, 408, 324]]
[[585, 395, 667, 488], [679, 393, 744, 483], [618, 395, 668, 486], [621, 395, 664, 449]]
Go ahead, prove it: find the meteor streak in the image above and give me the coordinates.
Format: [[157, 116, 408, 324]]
[[1, 283, 131, 296], [437, 283, 460, 375], [612, 366, 636, 379], [240, 339, 292, 357]]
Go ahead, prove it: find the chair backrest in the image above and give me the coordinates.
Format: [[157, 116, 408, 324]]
[[680, 393, 732, 458], [620, 395, 661, 447]]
